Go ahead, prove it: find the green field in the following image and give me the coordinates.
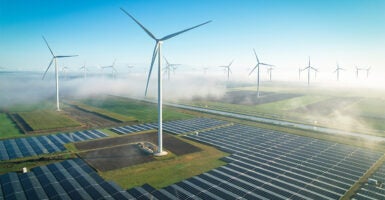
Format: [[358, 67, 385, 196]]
[[182, 85, 385, 136], [18, 110, 81, 131], [100, 137, 228, 189], [0, 113, 22, 139], [81, 96, 193, 123], [68, 101, 137, 122]]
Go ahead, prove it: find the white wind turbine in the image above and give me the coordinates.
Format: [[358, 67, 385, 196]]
[[266, 66, 274, 81], [218, 60, 234, 81], [42, 36, 77, 111], [101, 59, 118, 79], [62, 66, 69, 80], [80, 63, 88, 79], [333, 62, 344, 81], [163, 56, 180, 80], [301, 57, 317, 86], [249, 49, 273, 97], [121, 8, 211, 156]]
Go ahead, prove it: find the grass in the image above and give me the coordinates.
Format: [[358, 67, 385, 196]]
[[68, 101, 137, 122], [81, 96, 193, 123], [0, 153, 76, 175], [0, 113, 22, 139], [100, 137, 229, 189], [18, 110, 80, 131]]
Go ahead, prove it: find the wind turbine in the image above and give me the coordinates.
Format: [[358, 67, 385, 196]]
[[333, 62, 344, 81], [365, 67, 371, 78], [355, 66, 365, 79], [80, 64, 87, 79], [249, 49, 274, 97], [42, 36, 77, 111], [163, 56, 180, 80], [218, 60, 234, 81], [62, 66, 69, 80], [121, 8, 211, 156], [266, 66, 274, 81], [101, 59, 117, 79], [301, 57, 317, 86], [203, 67, 209, 74]]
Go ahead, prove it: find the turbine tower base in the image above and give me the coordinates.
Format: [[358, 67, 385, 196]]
[[154, 151, 168, 157]]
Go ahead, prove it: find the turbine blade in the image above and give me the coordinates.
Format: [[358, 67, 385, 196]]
[[56, 55, 78, 58], [260, 63, 274, 67], [42, 36, 55, 56], [228, 60, 234, 67], [253, 49, 259, 63], [163, 56, 170, 66], [160, 20, 212, 41], [42, 58, 54, 80], [120, 8, 157, 40], [249, 65, 258, 76], [144, 43, 159, 96]]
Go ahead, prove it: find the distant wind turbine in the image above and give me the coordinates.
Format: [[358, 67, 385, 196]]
[[365, 67, 371, 78], [80, 64, 88, 79], [121, 8, 211, 156], [249, 49, 274, 97], [355, 66, 366, 79], [42, 36, 77, 111], [333, 63, 344, 81], [163, 56, 180, 80], [301, 57, 317, 86], [101, 59, 117, 79], [203, 67, 209, 74], [62, 66, 69, 80], [298, 67, 302, 80], [218, 60, 234, 81], [266, 66, 274, 81]]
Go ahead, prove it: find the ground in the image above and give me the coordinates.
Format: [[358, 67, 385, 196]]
[[76, 131, 201, 171]]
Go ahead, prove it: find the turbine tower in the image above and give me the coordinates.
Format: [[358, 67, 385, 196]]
[[301, 57, 317, 86], [42, 36, 77, 111], [298, 67, 302, 80], [218, 60, 234, 80], [163, 56, 180, 80], [121, 8, 211, 156], [355, 66, 365, 79], [249, 49, 274, 97], [333, 63, 344, 81]]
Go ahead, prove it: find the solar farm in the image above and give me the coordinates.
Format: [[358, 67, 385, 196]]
[[1, 116, 385, 199]]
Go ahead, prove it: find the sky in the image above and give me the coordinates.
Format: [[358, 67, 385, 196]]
[[1, 0, 385, 83]]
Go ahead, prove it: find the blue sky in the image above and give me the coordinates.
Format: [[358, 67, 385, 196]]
[[1, 0, 384, 77]]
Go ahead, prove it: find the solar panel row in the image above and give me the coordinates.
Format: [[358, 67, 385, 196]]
[[0, 158, 134, 200], [111, 117, 228, 135], [354, 164, 385, 199], [0, 130, 108, 161]]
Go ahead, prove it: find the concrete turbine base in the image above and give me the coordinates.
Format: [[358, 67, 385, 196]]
[[154, 151, 168, 157]]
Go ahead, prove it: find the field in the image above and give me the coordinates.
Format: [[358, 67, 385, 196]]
[[17, 110, 81, 131], [182, 84, 385, 136], [0, 113, 22, 139], [81, 96, 193, 122]]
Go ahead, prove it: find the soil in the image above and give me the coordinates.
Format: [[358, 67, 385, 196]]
[[76, 132, 201, 171]]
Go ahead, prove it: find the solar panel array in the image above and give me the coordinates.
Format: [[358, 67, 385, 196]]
[[127, 124, 382, 200], [0, 158, 133, 199], [0, 130, 107, 161], [354, 164, 385, 199], [111, 117, 228, 135]]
